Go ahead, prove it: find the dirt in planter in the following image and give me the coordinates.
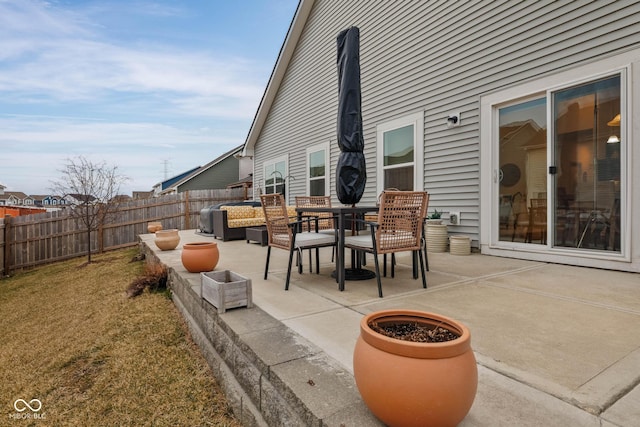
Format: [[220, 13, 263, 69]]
[[369, 321, 459, 342]]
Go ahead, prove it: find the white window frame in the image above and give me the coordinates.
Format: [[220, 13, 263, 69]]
[[263, 154, 289, 200], [480, 51, 633, 267], [376, 111, 424, 194], [306, 142, 330, 197]]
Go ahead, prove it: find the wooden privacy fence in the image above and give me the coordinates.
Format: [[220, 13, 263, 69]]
[[0, 188, 246, 276]]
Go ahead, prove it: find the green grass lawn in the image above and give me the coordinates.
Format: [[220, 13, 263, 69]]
[[0, 248, 240, 426]]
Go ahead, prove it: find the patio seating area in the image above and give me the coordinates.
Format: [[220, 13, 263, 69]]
[[139, 229, 640, 426]]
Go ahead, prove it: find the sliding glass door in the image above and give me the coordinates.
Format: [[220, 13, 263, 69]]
[[496, 75, 622, 253]]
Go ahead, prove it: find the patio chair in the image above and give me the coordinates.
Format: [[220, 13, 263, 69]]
[[382, 212, 431, 278], [510, 192, 529, 242], [261, 194, 337, 290], [343, 190, 428, 297], [364, 188, 429, 277], [295, 196, 336, 265], [527, 198, 547, 244], [576, 181, 619, 249], [295, 196, 335, 232]]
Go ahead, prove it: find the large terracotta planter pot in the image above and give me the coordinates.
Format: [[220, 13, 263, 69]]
[[154, 229, 180, 251], [181, 242, 219, 273], [353, 310, 477, 427]]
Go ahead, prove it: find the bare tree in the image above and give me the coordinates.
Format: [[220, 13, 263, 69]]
[[51, 156, 129, 263]]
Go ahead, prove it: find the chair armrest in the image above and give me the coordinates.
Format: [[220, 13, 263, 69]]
[[289, 215, 339, 233], [350, 217, 379, 233], [212, 209, 229, 234]]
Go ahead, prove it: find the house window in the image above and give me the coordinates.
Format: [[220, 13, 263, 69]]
[[263, 155, 288, 198], [376, 112, 424, 193], [306, 143, 329, 196]]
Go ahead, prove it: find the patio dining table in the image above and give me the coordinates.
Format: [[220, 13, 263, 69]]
[[296, 205, 379, 291]]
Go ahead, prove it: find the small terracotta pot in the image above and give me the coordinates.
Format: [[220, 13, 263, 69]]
[[181, 242, 219, 273], [154, 229, 180, 251], [147, 221, 163, 233], [353, 310, 477, 427]]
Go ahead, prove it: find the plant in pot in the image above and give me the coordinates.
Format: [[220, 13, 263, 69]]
[[353, 309, 477, 427], [426, 209, 443, 224]]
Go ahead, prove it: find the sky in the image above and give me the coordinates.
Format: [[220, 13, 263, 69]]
[[0, 0, 299, 196]]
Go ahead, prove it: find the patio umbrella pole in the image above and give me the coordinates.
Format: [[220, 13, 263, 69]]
[[344, 204, 376, 280]]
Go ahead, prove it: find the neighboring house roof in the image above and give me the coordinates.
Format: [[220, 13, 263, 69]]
[[160, 144, 244, 195], [153, 166, 201, 192], [0, 191, 28, 205], [2, 191, 28, 199], [242, 0, 311, 158]]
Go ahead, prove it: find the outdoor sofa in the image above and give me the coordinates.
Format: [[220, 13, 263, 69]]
[[210, 202, 297, 242]]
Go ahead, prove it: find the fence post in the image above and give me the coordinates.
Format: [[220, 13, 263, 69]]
[[98, 204, 105, 254], [184, 191, 190, 229], [3, 215, 12, 276]]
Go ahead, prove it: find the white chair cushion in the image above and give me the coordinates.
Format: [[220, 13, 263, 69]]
[[294, 232, 336, 248], [344, 234, 373, 249], [318, 229, 337, 235]]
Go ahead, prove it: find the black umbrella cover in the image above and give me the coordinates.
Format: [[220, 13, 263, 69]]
[[336, 26, 366, 205]]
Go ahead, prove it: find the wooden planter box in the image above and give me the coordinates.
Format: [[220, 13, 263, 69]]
[[200, 270, 253, 313]]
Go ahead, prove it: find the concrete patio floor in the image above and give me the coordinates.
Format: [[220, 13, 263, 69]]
[[140, 230, 640, 426]]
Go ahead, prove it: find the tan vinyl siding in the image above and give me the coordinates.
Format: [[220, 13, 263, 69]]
[[253, 0, 640, 242]]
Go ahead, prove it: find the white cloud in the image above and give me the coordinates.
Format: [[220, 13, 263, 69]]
[[0, 116, 241, 147], [0, 1, 267, 118]]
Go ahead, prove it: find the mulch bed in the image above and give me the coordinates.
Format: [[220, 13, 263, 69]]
[[369, 321, 459, 342]]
